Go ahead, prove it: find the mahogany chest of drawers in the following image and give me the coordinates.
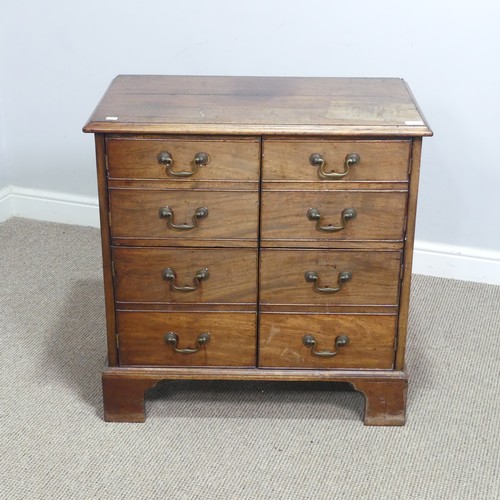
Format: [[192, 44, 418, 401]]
[[83, 75, 432, 425]]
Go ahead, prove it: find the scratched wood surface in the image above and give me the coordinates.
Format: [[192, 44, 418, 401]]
[[259, 249, 402, 307], [83, 76, 432, 136], [260, 190, 407, 245], [258, 313, 396, 369]]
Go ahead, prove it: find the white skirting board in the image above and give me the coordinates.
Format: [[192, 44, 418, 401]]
[[413, 241, 500, 286], [0, 185, 100, 228], [1, 185, 499, 286]]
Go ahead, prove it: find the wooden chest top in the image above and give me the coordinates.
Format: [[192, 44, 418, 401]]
[[83, 75, 432, 137]]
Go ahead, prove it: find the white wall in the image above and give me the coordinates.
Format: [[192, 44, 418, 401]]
[[0, 67, 9, 221], [0, 78, 6, 189], [1, 0, 499, 283]]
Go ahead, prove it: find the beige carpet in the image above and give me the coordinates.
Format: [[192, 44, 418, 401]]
[[1, 217, 499, 499]]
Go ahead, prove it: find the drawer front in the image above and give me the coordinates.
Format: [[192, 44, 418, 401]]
[[260, 249, 401, 306], [107, 138, 260, 181], [109, 189, 259, 245], [117, 312, 256, 366], [263, 140, 410, 182], [113, 247, 258, 305], [259, 313, 396, 369], [261, 190, 407, 244]]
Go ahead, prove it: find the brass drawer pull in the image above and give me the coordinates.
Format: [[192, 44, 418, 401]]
[[162, 267, 209, 292], [165, 332, 211, 354], [302, 334, 349, 357], [304, 270, 352, 293], [158, 206, 208, 230], [307, 207, 357, 232], [309, 152, 360, 179], [157, 151, 210, 177]]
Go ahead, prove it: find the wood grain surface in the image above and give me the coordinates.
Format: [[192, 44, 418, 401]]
[[117, 311, 257, 366], [94, 135, 118, 366], [259, 313, 396, 369], [83, 76, 432, 137], [260, 190, 407, 245], [113, 247, 258, 305], [396, 138, 423, 369], [102, 366, 408, 424], [263, 140, 411, 182], [259, 249, 401, 306], [109, 189, 259, 245], [106, 137, 260, 181]]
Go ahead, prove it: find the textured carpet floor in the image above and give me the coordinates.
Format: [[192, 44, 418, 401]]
[[1, 217, 499, 499]]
